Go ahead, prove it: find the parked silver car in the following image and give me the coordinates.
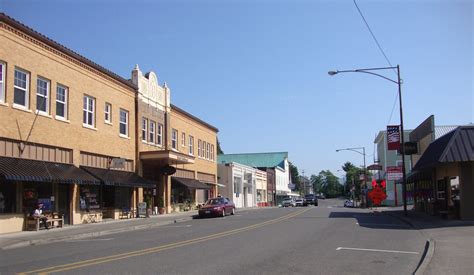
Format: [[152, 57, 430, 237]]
[[282, 198, 296, 207]]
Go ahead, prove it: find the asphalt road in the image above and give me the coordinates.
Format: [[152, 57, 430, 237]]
[[0, 199, 426, 274]]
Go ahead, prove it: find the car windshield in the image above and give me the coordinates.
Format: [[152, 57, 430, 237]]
[[305, 195, 314, 199], [205, 198, 224, 205]]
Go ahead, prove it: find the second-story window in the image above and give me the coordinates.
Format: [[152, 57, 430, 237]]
[[56, 85, 68, 119], [157, 123, 163, 146], [149, 121, 156, 144], [14, 68, 29, 108], [36, 77, 50, 114], [83, 95, 95, 127], [105, 103, 112, 123], [0, 62, 5, 103], [181, 133, 186, 147], [189, 136, 194, 155], [171, 129, 178, 149], [198, 139, 202, 157], [211, 144, 214, 161], [142, 118, 148, 142], [206, 143, 210, 160], [119, 109, 129, 137]]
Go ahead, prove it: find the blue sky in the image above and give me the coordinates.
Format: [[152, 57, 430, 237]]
[[2, 0, 472, 177]]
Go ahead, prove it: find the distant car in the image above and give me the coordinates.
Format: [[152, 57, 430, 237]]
[[303, 194, 318, 206], [344, 200, 355, 208], [295, 198, 304, 207], [198, 197, 235, 218], [318, 194, 326, 200], [282, 197, 296, 207]]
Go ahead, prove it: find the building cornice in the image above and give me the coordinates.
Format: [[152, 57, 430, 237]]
[[0, 13, 137, 92]]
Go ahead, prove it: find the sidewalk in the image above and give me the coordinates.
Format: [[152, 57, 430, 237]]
[[382, 207, 474, 275], [0, 211, 198, 250]]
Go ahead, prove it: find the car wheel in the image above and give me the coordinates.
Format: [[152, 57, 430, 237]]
[[231, 208, 235, 215], [222, 209, 226, 217]]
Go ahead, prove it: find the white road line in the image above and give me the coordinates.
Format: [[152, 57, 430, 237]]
[[336, 247, 419, 254], [356, 222, 408, 227]]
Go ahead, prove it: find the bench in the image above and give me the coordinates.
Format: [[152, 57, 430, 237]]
[[119, 208, 132, 219], [26, 214, 64, 231]]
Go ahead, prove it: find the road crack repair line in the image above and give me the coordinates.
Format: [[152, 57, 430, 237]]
[[19, 208, 310, 275]]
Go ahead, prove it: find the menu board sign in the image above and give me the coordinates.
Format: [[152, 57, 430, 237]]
[[138, 202, 147, 218]]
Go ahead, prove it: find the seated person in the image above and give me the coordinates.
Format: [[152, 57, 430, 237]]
[[33, 203, 49, 229]]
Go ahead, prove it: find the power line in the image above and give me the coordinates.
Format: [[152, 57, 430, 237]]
[[353, 0, 399, 124], [353, 0, 396, 74]]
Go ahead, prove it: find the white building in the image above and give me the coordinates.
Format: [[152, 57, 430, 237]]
[[218, 162, 257, 208]]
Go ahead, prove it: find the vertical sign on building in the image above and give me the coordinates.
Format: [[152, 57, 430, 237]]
[[387, 125, 401, 151]]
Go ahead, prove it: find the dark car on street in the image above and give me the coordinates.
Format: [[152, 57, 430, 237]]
[[303, 194, 318, 206], [198, 197, 235, 218]]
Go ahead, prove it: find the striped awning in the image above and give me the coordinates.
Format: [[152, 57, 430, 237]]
[[0, 156, 100, 185], [171, 177, 212, 190], [81, 166, 155, 188]]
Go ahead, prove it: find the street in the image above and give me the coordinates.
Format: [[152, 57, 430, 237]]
[[0, 199, 426, 274]]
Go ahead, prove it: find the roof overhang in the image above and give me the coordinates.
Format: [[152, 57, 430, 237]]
[[140, 150, 195, 165]]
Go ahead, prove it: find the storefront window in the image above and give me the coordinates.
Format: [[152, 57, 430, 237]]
[[0, 184, 16, 214], [23, 182, 53, 214], [79, 185, 101, 211], [115, 187, 131, 209], [102, 186, 131, 209]]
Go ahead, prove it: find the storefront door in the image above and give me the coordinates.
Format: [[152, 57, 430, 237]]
[[58, 184, 71, 224]]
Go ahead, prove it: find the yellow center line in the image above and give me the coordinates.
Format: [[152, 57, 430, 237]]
[[19, 208, 309, 275]]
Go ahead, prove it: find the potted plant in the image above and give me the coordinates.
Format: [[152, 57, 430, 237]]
[[157, 197, 165, 215]]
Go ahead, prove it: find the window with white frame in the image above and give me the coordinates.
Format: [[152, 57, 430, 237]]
[[206, 142, 210, 160], [182, 132, 186, 147], [211, 144, 214, 161], [105, 103, 112, 123], [142, 117, 148, 142], [119, 109, 129, 136], [171, 129, 178, 149], [56, 85, 68, 119], [149, 121, 156, 144], [198, 139, 202, 157], [189, 136, 194, 155], [83, 95, 95, 127], [36, 78, 50, 114], [14, 68, 29, 108], [157, 123, 163, 146], [0, 62, 5, 103]]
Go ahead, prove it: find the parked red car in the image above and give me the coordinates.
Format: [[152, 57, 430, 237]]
[[198, 197, 235, 218]]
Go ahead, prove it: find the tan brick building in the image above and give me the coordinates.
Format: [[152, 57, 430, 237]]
[[132, 65, 218, 214], [0, 13, 152, 233], [0, 13, 219, 233]]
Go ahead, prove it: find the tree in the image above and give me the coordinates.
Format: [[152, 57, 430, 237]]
[[289, 162, 301, 191], [311, 170, 343, 197], [342, 162, 363, 198], [216, 138, 224, 155]]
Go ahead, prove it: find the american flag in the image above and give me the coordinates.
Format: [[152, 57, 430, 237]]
[[387, 125, 400, 150]]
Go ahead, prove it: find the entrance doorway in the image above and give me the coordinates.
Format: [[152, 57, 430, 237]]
[[58, 184, 71, 224]]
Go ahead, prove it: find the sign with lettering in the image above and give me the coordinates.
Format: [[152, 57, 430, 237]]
[[387, 166, 403, 181], [138, 202, 147, 218]]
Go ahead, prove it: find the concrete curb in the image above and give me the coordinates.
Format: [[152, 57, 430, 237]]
[[383, 211, 435, 275], [2, 216, 193, 250], [413, 238, 435, 275]]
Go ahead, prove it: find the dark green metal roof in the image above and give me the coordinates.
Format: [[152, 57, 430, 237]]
[[217, 152, 288, 169]]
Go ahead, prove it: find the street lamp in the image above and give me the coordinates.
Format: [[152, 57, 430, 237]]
[[336, 147, 366, 206], [329, 65, 407, 216]]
